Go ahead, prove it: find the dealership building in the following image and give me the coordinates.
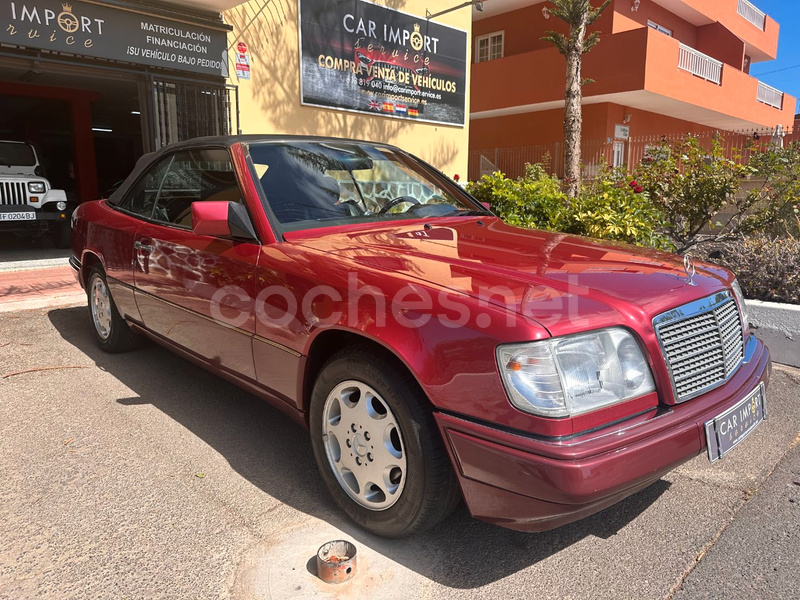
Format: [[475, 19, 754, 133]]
[[0, 0, 471, 204]]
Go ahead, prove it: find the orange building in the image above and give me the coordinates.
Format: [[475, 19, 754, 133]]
[[469, 0, 797, 179]]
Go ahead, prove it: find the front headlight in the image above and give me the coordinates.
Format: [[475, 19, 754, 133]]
[[28, 182, 46, 193], [497, 328, 656, 418], [731, 279, 749, 337]]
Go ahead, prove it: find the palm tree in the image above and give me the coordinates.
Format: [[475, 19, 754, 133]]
[[542, 0, 611, 198]]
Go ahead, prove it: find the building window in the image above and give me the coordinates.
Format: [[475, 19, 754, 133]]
[[647, 21, 673, 36], [475, 31, 504, 63]]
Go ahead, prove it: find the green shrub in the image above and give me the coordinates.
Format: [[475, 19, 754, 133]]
[[467, 164, 670, 248], [467, 163, 570, 230], [576, 172, 672, 249], [697, 234, 800, 305]]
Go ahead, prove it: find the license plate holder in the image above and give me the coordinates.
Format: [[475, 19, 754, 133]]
[[705, 382, 766, 462], [0, 211, 36, 221]]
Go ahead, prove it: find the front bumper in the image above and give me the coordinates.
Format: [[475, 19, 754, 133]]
[[69, 255, 83, 287], [0, 206, 69, 233], [436, 335, 772, 532]]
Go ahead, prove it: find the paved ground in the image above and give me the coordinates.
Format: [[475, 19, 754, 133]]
[[0, 238, 71, 271], [674, 441, 800, 600], [0, 239, 82, 313], [0, 300, 798, 599]]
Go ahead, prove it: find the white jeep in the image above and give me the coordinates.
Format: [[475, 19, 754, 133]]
[[0, 141, 72, 249]]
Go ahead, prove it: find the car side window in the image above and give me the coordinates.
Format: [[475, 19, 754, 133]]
[[118, 155, 173, 219], [151, 148, 243, 228]]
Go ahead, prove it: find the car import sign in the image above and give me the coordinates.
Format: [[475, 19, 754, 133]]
[[298, 0, 468, 127], [1, 1, 229, 77]]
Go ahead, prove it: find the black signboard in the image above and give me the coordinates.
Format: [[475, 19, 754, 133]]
[[1, 1, 228, 77], [299, 0, 468, 127]]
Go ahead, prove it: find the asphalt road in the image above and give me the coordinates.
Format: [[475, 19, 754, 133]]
[[1, 305, 798, 599]]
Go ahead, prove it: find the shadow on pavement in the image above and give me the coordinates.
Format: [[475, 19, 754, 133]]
[[48, 305, 670, 589]]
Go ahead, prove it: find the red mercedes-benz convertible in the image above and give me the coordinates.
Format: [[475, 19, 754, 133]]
[[70, 136, 770, 537]]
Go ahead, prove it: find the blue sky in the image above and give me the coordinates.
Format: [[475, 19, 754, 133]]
[[748, 0, 800, 110]]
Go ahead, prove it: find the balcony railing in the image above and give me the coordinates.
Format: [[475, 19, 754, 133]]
[[757, 81, 784, 109], [738, 0, 766, 31], [678, 44, 723, 85]]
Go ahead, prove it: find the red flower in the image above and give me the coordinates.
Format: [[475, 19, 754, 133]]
[[453, 174, 460, 182], [629, 180, 638, 187], [634, 185, 644, 194]]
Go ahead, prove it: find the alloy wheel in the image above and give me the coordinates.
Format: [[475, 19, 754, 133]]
[[90, 275, 112, 341], [321, 380, 407, 510]]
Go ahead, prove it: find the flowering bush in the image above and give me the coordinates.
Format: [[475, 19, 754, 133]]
[[629, 180, 644, 194], [635, 136, 800, 252], [467, 135, 800, 304], [576, 172, 671, 249], [467, 164, 670, 248]]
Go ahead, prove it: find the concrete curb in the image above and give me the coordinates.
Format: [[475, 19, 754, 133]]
[[0, 293, 85, 314], [0, 257, 71, 273], [746, 299, 800, 368]]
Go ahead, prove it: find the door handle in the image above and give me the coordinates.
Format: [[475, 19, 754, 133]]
[[134, 241, 153, 253]]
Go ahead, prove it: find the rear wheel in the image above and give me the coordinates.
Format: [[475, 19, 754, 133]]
[[87, 267, 139, 353], [309, 348, 460, 537]]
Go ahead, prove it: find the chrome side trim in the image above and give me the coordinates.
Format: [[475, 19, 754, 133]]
[[253, 334, 302, 357], [107, 276, 135, 291], [107, 275, 302, 358]]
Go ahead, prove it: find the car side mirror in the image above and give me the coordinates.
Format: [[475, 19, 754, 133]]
[[191, 201, 259, 242]]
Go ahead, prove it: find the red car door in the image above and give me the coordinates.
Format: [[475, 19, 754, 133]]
[[132, 148, 260, 381], [97, 156, 175, 322]]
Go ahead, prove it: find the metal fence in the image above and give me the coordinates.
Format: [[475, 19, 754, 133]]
[[467, 144, 560, 181], [151, 79, 240, 150], [468, 127, 796, 182]]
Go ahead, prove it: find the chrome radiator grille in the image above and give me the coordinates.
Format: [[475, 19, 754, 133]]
[[654, 291, 745, 402], [0, 182, 27, 206]]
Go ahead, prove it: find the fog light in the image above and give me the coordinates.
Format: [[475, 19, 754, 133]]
[[56, 201, 67, 211]]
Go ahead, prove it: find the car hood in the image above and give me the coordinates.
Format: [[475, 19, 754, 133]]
[[289, 218, 733, 337], [0, 170, 36, 178]]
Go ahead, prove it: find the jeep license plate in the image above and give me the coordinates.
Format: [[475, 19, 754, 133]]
[[705, 382, 766, 462], [0, 211, 36, 221]]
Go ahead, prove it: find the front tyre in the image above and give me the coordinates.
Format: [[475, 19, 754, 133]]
[[87, 267, 139, 353], [309, 348, 460, 537]]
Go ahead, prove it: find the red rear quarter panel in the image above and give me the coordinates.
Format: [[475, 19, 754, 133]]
[[74, 200, 142, 321]]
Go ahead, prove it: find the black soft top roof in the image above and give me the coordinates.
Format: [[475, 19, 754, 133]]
[[106, 135, 401, 206]]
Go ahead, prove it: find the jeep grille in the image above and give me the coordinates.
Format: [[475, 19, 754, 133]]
[[0, 182, 27, 205]]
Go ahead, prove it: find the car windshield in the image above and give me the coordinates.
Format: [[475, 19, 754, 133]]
[[248, 141, 486, 232], [0, 142, 36, 167]]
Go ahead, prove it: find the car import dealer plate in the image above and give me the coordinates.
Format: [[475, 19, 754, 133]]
[[705, 382, 766, 462], [0, 211, 36, 221]]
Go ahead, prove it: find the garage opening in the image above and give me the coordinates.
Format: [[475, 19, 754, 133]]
[[0, 60, 144, 204], [0, 59, 238, 206]]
